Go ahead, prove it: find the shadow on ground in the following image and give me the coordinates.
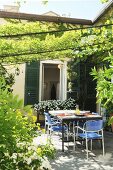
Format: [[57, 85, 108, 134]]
[[50, 131, 113, 170]]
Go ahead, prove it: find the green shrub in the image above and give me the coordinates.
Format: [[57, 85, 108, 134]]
[[0, 76, 54, 170]]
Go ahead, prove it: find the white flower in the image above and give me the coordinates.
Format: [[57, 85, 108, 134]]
[[24, 157, 32, 165], [4, 152, 9, 157], [16, 141, 27, 148], [28, 145, 37, 151], [18, 153, 24, 158], [40, 157, 52, 170], [33, 134, 48, 146], [11, 153, 17, 160], [30, 152, 39, 160]]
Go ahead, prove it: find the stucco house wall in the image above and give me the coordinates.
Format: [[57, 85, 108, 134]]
[[4, 64, 26, 102], [12, 64, 26, 101]]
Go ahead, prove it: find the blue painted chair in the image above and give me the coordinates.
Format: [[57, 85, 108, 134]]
[[44, 112, 61, 131], [44, 112, 68, 137], [74, 120, 105, 160]]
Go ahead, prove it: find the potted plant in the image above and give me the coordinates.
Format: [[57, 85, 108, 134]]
[[34, 98, 77, 123]]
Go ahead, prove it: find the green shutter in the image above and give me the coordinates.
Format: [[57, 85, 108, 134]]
[[24, 61, 40, 105], [79, 62, 96, 112]]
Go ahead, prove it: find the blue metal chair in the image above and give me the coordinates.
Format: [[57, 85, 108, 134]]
[[44, 112, 68, 137], [44, 112, 61, 131], [74, 120, 105, 160]]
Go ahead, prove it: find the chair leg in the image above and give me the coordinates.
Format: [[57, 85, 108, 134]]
[[73, 124, 78, 151], [47, 125, 51, 137], [65, 126, 69, 148], [102, 132, 105, 156], [73, 131, 76, 151], [82, 140, 84, 145], [44, 120, 46, 129], [90, 140, 92, 150], [47, 126, 50, 139], [45, 124, 48, 133], [67, 127, 69, 140], [68, 122, 71, 136], [76, 122, 79, 140], [86, 137, 88, 160], [73, 124, 79, 140], [102, 139, 105, 156]]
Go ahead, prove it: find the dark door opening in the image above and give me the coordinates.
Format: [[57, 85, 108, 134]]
[[42, 63, 60, 100]]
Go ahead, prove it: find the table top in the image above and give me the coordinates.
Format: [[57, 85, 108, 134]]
[[49, 110, 102, 122], [49, 110, 90, 116], [57, 114, 102, 121]]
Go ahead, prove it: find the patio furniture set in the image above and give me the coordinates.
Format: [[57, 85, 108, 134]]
[[44, 110, 104, 160]]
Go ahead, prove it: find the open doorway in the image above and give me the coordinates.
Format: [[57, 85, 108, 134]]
[[43, 63, 60, 100], [39, 60, 67, 101]]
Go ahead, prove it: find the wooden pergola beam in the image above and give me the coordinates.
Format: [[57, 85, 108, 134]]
[[0, 10, 93, 25]]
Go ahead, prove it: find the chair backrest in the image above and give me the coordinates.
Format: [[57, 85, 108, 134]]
[[44, 112, 52, 124], [85, 120, 103, 132]]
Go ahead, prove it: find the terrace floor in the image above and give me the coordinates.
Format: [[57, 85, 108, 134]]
[[34, 131, 113, 170]]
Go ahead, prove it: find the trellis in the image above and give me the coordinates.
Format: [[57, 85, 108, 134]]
[[0, 17, 112, 64]]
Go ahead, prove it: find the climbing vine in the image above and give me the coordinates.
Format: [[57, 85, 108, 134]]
[[0, 6, 112, 64]]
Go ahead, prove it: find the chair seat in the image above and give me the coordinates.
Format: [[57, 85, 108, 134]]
[[48, 121, 60, 126], [46, 120, 58, 125], [51, 125, 67, 132], [78, 132, 102, 139]]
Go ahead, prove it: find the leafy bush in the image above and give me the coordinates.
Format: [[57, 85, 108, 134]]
[[34, 97, 77, 113], [0, 76, 55, 170], [91, 54, 113, 128]]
